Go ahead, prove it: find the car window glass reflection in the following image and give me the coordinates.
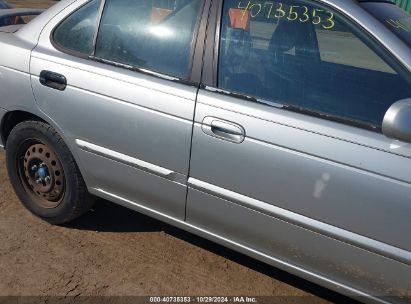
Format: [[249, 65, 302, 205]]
[[94, 0, 202, 79], [53, 0, 101, 55]]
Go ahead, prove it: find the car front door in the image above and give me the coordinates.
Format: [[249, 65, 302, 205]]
[[30, 0, 206, 219], [187, 0, 411, 300]]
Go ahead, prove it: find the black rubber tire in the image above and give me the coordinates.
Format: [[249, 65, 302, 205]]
[[5, 120, 95, 224]]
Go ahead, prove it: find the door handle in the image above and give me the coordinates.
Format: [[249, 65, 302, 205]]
[[39, 70, 67, 91], [201, 117, 245, 143]]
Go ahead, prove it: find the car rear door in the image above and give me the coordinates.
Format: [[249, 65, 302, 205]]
[[187, 0, 411, 300], [30, 0, 208, 220]]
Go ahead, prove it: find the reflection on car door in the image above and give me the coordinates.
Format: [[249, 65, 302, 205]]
[[187, 0, 411, 300]]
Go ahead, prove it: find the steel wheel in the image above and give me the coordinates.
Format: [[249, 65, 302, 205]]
[[18, 140, 65, 209], [6, 121, 94, 224]]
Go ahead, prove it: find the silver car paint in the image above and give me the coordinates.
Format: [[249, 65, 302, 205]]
[[29, 0, 196, 219], [190, 90, 411, 249], [0, 0, 410, 303], [383, 99, 411, 143], [0, 29, 72, 159], [0, 31, 40, 121], [186, 90, 411, 302], [184, 2, 411, 301], [187, 186, 411, 303]]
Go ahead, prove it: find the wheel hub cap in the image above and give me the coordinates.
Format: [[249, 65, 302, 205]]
[[37, 167, 47, 180], [20, 143, 65, 208]]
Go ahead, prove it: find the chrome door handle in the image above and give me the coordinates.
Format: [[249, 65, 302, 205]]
[[201, 117, 245, 143]]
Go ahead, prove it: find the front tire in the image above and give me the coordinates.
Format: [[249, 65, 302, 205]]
[[6, 121, 94, 224]]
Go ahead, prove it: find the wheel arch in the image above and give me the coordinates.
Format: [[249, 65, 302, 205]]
[[1, 109, 93, 197], [1, 110, 47, 147]]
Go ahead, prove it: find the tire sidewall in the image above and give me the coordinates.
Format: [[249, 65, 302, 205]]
[[6, 121, 82, 222]]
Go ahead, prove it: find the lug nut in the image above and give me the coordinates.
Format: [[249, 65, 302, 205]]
[[31, 165, 38, 171], [45, 176, 51, 183]]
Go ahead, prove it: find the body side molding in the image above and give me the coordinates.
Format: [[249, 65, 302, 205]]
[[187, 177, 411, 266], [75, 139, 187, 184]]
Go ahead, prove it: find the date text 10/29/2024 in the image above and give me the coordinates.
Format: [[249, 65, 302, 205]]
[[149, 297, 258, 303]]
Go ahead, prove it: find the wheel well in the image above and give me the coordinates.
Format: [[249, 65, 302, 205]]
[[1, 111, 47, 147]]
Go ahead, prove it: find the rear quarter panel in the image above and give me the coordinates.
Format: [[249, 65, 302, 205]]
[[0, 33, 36, 112]]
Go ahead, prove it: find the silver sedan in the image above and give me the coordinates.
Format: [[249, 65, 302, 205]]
[[0, 0, 410, 303]]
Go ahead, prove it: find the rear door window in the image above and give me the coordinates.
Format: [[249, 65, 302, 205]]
[[94, 0, 202, 79], [53, 0, 102, 55]]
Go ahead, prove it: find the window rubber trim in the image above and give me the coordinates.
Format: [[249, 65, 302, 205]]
[[50, 0, 100, 61]]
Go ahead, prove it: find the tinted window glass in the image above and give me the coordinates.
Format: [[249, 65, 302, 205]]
[[95, 0, 202, 79], [53, 0, 101, 55], [219, 0, 411, 128]]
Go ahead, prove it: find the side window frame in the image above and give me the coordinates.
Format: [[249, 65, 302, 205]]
[[51, 0, 104, 60], [205, 0, 411, 132], [50, 0, 209, 84]]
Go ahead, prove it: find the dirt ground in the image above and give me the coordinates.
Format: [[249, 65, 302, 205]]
[[0, 150, 351, 302], [0, 1, 356, 303]]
